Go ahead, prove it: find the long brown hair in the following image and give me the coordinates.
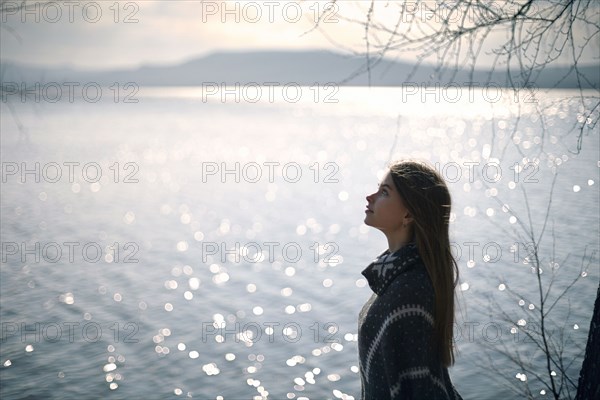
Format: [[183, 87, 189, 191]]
[[388, 159, 459, 367]]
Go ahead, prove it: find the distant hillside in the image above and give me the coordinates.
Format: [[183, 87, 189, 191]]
[[1, 50, 598, 88]]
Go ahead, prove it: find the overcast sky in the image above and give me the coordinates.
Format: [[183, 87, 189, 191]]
[[1, 0, 598, 70]]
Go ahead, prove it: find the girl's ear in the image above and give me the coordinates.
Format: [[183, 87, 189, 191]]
[[403, 212, 414, 227]]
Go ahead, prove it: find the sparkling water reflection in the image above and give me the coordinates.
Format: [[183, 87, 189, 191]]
[[0, 87, 598, 399]]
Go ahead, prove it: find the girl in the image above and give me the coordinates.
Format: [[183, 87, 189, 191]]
[[359, 160, 463, 399]]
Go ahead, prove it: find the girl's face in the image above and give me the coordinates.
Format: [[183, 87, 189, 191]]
[[364, 171, 412, 233]]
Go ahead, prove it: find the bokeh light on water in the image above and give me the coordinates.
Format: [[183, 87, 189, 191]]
[[0, 87, 598, 399]]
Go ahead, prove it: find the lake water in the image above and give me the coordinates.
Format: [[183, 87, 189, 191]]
[[1, 86, 598, 399]]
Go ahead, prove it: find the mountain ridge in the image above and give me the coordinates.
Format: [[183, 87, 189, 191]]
[[1, 50, 598, 88]]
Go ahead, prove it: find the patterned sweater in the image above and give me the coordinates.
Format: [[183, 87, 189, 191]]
[[358, 242, 463, 400]]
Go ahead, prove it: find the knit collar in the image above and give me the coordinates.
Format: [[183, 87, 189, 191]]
[[361, 242, 421, 295]]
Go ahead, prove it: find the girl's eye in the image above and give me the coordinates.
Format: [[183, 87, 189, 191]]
[[380, 190, 388, 196]]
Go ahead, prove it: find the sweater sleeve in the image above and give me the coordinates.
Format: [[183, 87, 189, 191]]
[[379, 282, 452, 399]]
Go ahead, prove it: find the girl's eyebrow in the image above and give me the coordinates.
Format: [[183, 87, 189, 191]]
[[378, 183, 393, 191]]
